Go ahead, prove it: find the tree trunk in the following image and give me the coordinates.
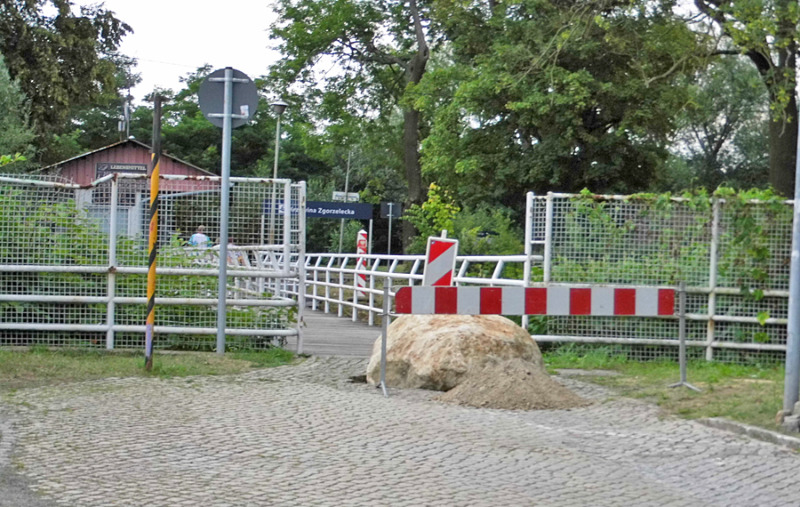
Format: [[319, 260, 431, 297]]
[[769, 5, 798, 197], [402, 107, 424, 249], [401, 0, 430, 251], [769, 99, 797, 196]]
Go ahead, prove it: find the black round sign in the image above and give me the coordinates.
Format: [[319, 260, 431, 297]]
[[198, 68, 259, 129]]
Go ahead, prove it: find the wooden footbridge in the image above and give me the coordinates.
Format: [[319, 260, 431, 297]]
[[284, 311, 379, 357]]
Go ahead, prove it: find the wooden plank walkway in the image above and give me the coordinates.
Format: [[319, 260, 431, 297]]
[[284, 310, 381, 357]]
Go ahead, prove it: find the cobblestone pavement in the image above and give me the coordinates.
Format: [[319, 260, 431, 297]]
[[3, 357, 800, 506]]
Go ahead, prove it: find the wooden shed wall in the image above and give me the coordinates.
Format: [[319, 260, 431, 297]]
[[55, 144, 218, 192]]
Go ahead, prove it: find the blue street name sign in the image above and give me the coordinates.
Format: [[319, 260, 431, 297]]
[[307, 201, 373, 220], [264, 198, 300, 215]]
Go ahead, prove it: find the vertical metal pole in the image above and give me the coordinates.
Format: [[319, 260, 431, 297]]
[[380, 282, 389, 397], [282, 181, 291, 275], [706, 199, 720, 361], [273, 115, 281, 179], [216, 68, 234, 355], [783, 113, 800, 413], [368, 259, 376, 326], [522, 192, 534, 331], [679, 282, 688, 382], [106, 177, 118, 350], [145, 96, 162, 371], [670, 282, 700, 391], [268, 111, 282, 244], [296, 181, 306, 355], [387, 203, 393, 255], [352, 280, 359, 322], [338, 259, 345, 318], [124, 97, 130, 139], [312, 257, 320, 311], [368, 219, 373, 255], [543, 192, 554, 283], [338, 151, 351, 254], [324, 257, 331, 314]]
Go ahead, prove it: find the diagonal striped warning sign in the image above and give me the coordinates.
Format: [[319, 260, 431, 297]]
[[355, 229, 368, 297], [395, 286, 675, 316], [423, 236, 458, 286]]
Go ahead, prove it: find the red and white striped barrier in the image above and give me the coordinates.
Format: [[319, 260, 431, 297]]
[[395, 286, 675, 316], [423, 236, 458, 286], [355, 229, 368, 296]]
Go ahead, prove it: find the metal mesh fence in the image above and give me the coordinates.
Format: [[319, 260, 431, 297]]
[[531, 192, 792, 364], [0, 174, 304, 351]]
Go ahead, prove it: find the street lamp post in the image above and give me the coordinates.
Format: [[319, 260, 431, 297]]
[[272, 100, 288, 179], [267, 100, 288, 244]]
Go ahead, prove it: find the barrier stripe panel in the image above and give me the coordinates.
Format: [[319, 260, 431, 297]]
[[570, 288, 592, 315], [458, 288, 481, 315], [411, 286, 436, 314], [614, 288, 636, 315], [435, 286, 458, 314], [658, 289, 675, 316], [525, 288, 547, 315], [547, 286, 571, 315], [591, 287, 615, 316], [480, 287, 503, 314], [395, 287, 412, 314], [502, 287, 525, 315], [636, 289, 659, 316]]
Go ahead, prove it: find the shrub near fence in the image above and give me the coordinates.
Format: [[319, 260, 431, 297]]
[[531, 189, 792, 363], [0, 174, 303, 351]]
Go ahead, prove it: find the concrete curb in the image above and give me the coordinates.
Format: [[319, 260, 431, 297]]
[[699, 417, 800, 451]]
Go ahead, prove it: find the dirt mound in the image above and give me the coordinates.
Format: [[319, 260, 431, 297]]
[[434, 358, 591, 411]]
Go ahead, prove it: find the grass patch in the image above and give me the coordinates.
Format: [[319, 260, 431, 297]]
[[0, 345, 295, 392], [543, 344, 786, 433]]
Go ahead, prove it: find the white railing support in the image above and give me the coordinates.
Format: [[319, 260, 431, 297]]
[[106, 178, 119, 350], [706, 198, 721, 361]]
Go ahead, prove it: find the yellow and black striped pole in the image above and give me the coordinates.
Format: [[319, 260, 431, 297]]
[[145, 96, 162, 371]]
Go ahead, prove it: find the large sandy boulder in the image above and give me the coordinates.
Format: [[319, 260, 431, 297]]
[[366, 314, 543, 390]]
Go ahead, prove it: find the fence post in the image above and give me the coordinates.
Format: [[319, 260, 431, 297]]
[[670, 282, 701, 391], [296, 182, 306, 355], [544, 192, 554, 283], [324, 257, 332, 314], [706, 198, 721, 361], [312, 256, 321, 311], [282, 181, 291, 276], [409, 259, 421, 286], [522, 192, 534, 330], [106, 178, 118, 350], [379, 282, 390, 397], [338, 258, 346, 317], [368, 258, 377, 326]]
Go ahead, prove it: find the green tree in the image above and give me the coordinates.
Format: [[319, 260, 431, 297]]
[[71, 53, 141, 151], [0, 0, 130, 160], [419, 0, 705, 211], [662, 55, 769, 191], [694, 0, 800, 195], [269, 0, 434, 247], [0, 55, 35, 170]]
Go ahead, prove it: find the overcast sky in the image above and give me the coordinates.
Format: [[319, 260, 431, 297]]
[[83, 0, 282, 104]]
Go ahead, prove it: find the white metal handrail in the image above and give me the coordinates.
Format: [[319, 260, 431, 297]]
[[301, 252, 542, 325]]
